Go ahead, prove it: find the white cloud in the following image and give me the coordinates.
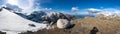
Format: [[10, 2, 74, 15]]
[[33, 0, 41, 11], [45, 8, 52, 10], [39, 8, 52, 11], [6, 0, 18, 5], [87, 8, 102, 13], [4, 0, 42, 15], [58, 10, 89, 15], [71, 7, 79, 12], [69, 8, 120, 15], [86, 8, 120, 16], [5, 0, 34, 9], [75, 11, 89, 15], [87, 8, 101, 11], [87, 8, 120, 13]]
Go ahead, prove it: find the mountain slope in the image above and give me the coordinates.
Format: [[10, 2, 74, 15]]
[[0, 8, 47, 34], [72, 17, 120, 34]]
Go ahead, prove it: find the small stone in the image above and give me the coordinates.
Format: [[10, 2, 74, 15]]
[[29, 24, 36, 27]]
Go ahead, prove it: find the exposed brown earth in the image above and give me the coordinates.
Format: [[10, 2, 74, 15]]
[[21, 28, 71, 34], [72, 17, 120, 34]]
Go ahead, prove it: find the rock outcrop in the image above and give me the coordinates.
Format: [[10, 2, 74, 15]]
[[27, 11, 75, 24]]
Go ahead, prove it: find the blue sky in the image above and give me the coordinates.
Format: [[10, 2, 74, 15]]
[[0, 0, 120, 11], [40, 0, 120, 11], [0, 0, 4, 5], [0, 0, 120, 15]]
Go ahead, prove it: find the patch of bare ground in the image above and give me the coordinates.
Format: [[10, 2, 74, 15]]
[[21, 28, 72, 34]]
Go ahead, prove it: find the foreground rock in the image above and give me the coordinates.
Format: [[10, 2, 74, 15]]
[[57, 19, 71, 29]]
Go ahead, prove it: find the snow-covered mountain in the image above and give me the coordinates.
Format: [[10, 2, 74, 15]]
[[0, 8, 47, 34], [27, 11, 75, 24]]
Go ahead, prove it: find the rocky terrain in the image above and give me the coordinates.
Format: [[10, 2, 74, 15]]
[[73, 17, 120, 34], [21, 15, 120, 34]]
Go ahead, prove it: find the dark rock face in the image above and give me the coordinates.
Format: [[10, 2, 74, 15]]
[[27, 11, 46, 22], [29, 24, 36, 27], [0, 31, 6, 34], [0, 8, 2, 11], [65, 24, 75, 29]]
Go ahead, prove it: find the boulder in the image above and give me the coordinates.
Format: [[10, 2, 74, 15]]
[[57, 19, 71, 29]]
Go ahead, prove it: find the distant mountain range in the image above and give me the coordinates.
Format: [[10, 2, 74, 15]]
[[0, 3, 75, 24]]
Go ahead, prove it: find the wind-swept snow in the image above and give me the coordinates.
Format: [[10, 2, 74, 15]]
[[0, 8, 47, 34]]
